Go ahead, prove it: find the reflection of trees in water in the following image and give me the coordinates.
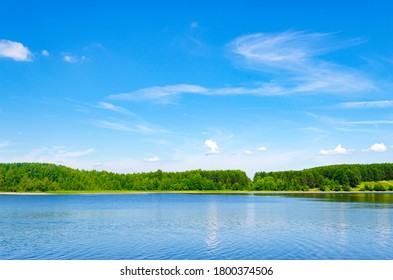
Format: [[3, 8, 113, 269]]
[[282, 193, 393, 206]]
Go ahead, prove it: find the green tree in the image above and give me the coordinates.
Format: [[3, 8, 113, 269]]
[[255, 176, 276, 191], [347, 169, 360, 188]]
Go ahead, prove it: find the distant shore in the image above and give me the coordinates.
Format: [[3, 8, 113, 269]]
[[1, 190, 390, 196], [0, 192, 55, 195]]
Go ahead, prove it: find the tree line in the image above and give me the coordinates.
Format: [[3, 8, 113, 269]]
[[0, 163, 251, 192], [0, 162, 392, 192], [254, 163, 393, 191]]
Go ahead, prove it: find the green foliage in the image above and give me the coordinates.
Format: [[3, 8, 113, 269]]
[[254, 176, 276, 191], [333, 185, 342, 192], [364, 183, 371, 191], [360, 180, 393, 192], [1, 162, 393, 192], [0, 163, 251, 192], [253, 163, 393, 191], [319, 184, 328, 192], [373, 183, 386, 191]]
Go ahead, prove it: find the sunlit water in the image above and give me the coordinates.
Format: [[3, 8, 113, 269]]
[[1, 193, 393, 259]]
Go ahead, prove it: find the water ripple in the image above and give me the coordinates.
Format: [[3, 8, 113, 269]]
[[1, 193, 393, 259]]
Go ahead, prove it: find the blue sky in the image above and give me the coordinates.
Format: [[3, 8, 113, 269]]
[[1, 0, 393, 176]]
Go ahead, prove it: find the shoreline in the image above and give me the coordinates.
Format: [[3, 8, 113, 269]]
[[1, 190, 391, 196]]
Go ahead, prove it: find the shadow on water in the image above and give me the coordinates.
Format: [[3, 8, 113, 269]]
[[188, 191, 393, 205], [257, 192, 393, 207]]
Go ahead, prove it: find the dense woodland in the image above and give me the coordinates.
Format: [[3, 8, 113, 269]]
[[254, 163, 393, 191], [0, 162, 392, 192], [0, 163, 251, 192]]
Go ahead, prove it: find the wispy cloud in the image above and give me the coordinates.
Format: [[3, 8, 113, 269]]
[[96, 102, 134, 115], [109, 82, 345, 104], [305, 112, 393, 127], [144, 156, 160, 162], [362, 143, 388, 152], [300, 127, 329, 142], [109, 84, 208, 104], [319, 144, 351, 155], [25, 147, 94, 159], [109, 32, 377, 103], [256, 146, 267, 152], [228, 31, 375, 95], [336, 100, 393, 109], [93, 119, 166, 134], [0, 140, 10, 148], [346, 120, 393, 125], [107, 32, 377, 103], [56, 148, 94, 157], [62, 53, 86, 63], [94, 120, 132, 132], [72, 98, 165, 134], [244, 146, 268, 156], [41, 49, 50, 57], [182, 21, 208, 56], [63, 54, 77, 63], [0, 39, 32, 61]]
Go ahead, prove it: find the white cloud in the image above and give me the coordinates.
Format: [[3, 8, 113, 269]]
[[94, 120, 132, 132], [63, 54, 77, 63], [362, 143, 388, 152], [22, 147, 94, 160], [107, 78, 375, 104], [0, 39, 32, 61], [144, 156, 160, 162], [96, 102, 134, 115], [346, 120, 393, 125], [62, 53, 86, 63], [109, 84, 208, 104], [93, 119, 165, 134], [50, 147, 94, 158], [41, 49, 49, 56], [107, 82, 320, 104], [319, 144, 351, 155], [243, 146, 267, 156], [204, 139, 220, 155], [306, 112, 393, 127], [105, 31, 379, 104], [1, 147, 95, 170], [57, 148, 94, 158], [256, 146, 267, 152], [135, 124, 164, 134], [337, 100, 393, 109], [228, 31, 375, 95]]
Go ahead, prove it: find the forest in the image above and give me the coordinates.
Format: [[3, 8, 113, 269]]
[[0, 162, 392, 192], [254, 163, 393, 191]]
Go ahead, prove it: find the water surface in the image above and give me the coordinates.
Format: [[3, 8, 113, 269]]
[[1, 193, 392, 259]]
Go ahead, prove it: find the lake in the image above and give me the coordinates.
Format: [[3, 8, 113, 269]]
[[1, 193, 393, 260]]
